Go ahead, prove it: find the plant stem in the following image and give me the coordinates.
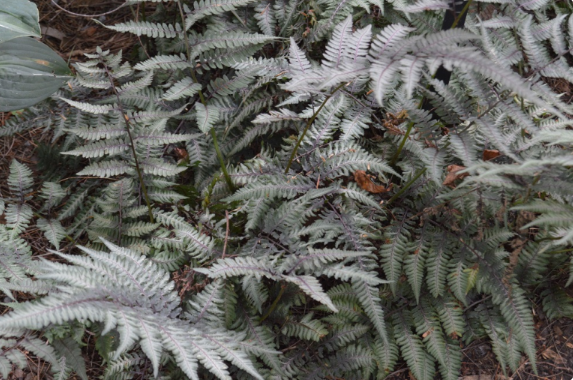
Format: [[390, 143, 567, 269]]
[[177, 2, 235, 192], [389, 122, 414, 167], [103, 63, 154, 223], [451, 0, 473, 29], [259, 284, 285, 323], [391, 1, 472, 167], [211, 128, 235, 192], [285, 82, 347, 174], [386, 168, 426, 206]]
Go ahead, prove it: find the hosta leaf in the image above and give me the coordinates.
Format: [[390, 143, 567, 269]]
[[0, 0, 41, 43], [0, 38, 71, 111]]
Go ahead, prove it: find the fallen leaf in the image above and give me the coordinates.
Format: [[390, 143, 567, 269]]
[[382, 110, 408, 135], [174, 147, 189, 160], [483, 149, 501, 161], [41, 25, 66, 40], [461, 375, 494, 380], [85, 26, 98, 37], [354, 170, 393, 194], [541, 347, 565, 365], [442, 165, 469, 188]]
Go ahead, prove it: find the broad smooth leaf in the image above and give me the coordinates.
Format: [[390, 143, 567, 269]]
[[0, 37, 71, 112], [0, 0, 41, 43]]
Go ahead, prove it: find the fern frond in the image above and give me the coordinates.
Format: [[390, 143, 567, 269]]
[[184, 0, 259, 30], [163, 78, 202, 101], [105, 21, 182, 38], [7, 160, 34, 199], [195, 103, 220, 133], [37, 218, 67, 250], [60, 98, 115, 114], [134, 54, 191, 70]]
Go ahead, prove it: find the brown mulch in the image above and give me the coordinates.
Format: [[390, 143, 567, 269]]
[[2, 1, 573, 379], [34, 0, 142, 63]]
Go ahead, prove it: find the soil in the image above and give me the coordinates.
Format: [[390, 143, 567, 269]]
[[0, 1, 572, 379]]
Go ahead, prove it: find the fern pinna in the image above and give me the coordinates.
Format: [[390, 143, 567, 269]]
[[0, 0, 572, 378]]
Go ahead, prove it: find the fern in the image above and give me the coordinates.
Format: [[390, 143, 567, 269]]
[[2, 0, 573, 378]]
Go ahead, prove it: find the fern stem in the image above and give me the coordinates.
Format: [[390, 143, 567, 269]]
[[230, 9, 247, 28], [546, 248, 573, 254], [389, 121, 414, 167], [259, 284, 286, 323], [102, 64, 154, 223], [211, 128, 235, 192], [386, 168, 426, 206], [391, 1, 472, 168], [450, 0, 473, 29], [285, 82, 347, 173], [177, 2, 235, 192]]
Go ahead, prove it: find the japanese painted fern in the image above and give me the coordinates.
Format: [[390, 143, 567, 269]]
[[1, 0, 573, 378]]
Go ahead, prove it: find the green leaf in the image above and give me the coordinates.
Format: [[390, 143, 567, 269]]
[[0, 37, 71, 111], [0, 0, 41, 43], [52, 337, 88, 380]]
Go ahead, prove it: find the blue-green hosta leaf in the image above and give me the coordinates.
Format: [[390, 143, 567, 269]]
[[0, 0, 41, 43], [0, 37, 71, 111]]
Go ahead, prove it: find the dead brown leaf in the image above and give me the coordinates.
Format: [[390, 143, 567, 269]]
[[422, 328, 433, 338], [354, 170, 393, 194], [515, 210, 536, 232], [84, 26, 98, 37], [383, 110, 408, 135], [541, 347, 566, 365], [483, 149, 501, 161], [40, 25, 66, 40], [442, 165, 469, 188], [462, 375, 494, 380], [174, 147, 189, 160]]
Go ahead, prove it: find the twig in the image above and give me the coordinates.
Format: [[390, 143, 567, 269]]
[[50, 0, 128, 18]]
